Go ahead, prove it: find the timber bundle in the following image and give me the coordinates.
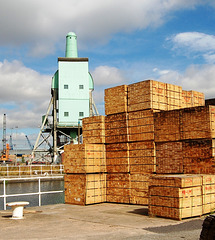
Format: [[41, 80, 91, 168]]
[[63, 80, 215, 220]]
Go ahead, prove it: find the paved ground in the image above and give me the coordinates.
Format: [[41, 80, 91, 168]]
[[0, 203, 205, 239]]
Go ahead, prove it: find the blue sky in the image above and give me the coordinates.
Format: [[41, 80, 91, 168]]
[[0, 0, 215, 149]]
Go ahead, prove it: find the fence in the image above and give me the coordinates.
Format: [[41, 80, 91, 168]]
[[0, 175, 64, 210], [0, 164, 64, 177]]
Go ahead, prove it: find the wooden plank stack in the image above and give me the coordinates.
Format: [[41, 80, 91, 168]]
[[64, 79, 215, 219], [64, 173, 106, 205], [181, 106, 215, 140], [128, 80, 167, 112], [129, 141, 156, 174], [149, 175, 203, 220], [105, 113, 129, 144], [156, 141, 183, 174], [63, 143, 106, 205], [105, 85, 128, 115], [182, 90, 205, 108], [183, 139, 215, 174], [130, 173, 150, 205], [63, 144, 106, 174], [128, 110, 155, 142], [149, 174, 215, 220], [82, 116, 105, 144], [106, 173, 130, 204], [154, 105, 215, 174], [166, 83, 182, 110], [106, 143, 129, 173], [202, 175, 215, 214]]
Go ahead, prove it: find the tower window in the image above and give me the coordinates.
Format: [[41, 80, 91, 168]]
[[79, 112, 84, 117], [64, 112, 69, 117], [64, 84, 69, 89], [79, 85, 84, 89]]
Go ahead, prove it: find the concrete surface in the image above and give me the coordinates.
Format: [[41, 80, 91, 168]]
[[0, 203, 205, 239]]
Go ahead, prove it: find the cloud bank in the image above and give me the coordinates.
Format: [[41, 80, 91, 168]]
[[0, 0, 209, 57], [0, 60, 51, 128]]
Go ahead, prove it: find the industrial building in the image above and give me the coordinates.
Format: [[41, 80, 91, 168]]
[[32, 32, 98, 163]]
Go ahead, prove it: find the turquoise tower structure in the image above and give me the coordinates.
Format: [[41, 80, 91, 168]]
[[32, 32, 98, 163]]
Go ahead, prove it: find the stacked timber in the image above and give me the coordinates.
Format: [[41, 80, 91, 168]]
[[149, 175, 203, 220], [63, 143, 106, 205], [106, 173, 130, 204], [106, 143, 129, 173], [181, 106, 215, 140], [166, 83, 182, 110], [105, 113, 129, 144], [149, 174, 215, 220], [154, 105, 215, 174], [105, 85, 130, 204], [104, 85, 128, 115], [63, 144, 106, 174], [64, 173, 106, 205], [183, 139, 215, 174], [182, 90, 205, 108], [128, 80, 167, 112], [202, 175, 215, 214], [128, 110, 155, 142], [129, 141, 156, 174], [106, 173, 150, 205], [156, 141, 183, 173], [82, 116, 105, 144], [130, 173, 150, 205]]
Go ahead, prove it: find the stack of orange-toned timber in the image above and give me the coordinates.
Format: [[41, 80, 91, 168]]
[[154, 105, 215, 174], [105, 85, 131, 203], [149, 174, 215, 220], [63, 116, 106, 205], [63, 79, 215, 220], [105, 82, 158, 205]]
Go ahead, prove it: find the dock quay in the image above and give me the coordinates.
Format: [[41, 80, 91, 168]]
[[0, 203, 204, 239]]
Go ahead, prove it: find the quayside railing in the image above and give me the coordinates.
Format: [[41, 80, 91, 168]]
[[0, 175, 64, 210], [0, 164, 64, 177]]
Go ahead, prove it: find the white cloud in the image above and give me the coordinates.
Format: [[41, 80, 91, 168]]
[[0, 0, 208, 57], [0, 60, 51, 128], [169, 32, 215, 63], [157, 64, 215, 99], [91, 66, 126, 86]]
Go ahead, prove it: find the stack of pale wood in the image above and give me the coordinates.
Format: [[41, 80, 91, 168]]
[[149, 174, 215, 220], [182, 90, 205, 108], [166, 83, 182, 110], [63, 143, 106, 205]]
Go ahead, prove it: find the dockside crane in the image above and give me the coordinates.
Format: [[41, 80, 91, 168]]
[[1, 114, 10, 162], [25, 135, 34, 150]]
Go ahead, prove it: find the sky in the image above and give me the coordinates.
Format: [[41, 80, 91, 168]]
[[0, 0, 215, 149]]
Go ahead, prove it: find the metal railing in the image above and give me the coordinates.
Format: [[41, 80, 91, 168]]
[[0, 164, 64, 177], [0, 175, 64, 210]]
